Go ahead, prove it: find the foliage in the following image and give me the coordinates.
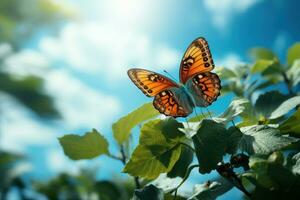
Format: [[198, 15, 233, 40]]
[[56, 42, 300, 199]]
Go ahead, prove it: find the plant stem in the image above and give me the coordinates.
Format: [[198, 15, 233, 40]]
[[282, 72, 295, 96], [179, 142, 195, 152], [120, 144, 141, 189]]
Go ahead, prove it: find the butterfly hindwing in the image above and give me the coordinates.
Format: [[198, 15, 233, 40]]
[[187, 72, 221, 107], [127, 68, 178, 97], [180, 37, 214, 84], [153, 90, 192, 117]]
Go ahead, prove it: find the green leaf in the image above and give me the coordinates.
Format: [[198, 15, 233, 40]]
[[218, 67, 237, 79], [167, 145, 194, 178], [151, 174, 181, 193], [123, 119, 184, 179], [94, 181, 123, 200], [132, 184, 164, 200], [192, 119, 228, 174], [226, 126, 243, 154], [287, 42, 300, 66], [269, 96, 300, 119], [112, 102, 159, 144], [214, 98, 249, 124], [254, 91, 288, 119], [292, 152, 300, 175], [249, 156, 277, 188], [251, 59, 275, 73], [286, 59, 300, 87], [249, 47, 277, 61], [58, 129, 109, 160], [188, 180, 233, 200], [238, 125, 298, 155], [280, 109, 300, 136]]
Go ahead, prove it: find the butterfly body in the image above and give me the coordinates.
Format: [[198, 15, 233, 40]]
[[128, 37, 221, 118]]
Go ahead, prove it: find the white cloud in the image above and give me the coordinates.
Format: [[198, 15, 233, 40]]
[[47, 148, 88, 175], [215, 53, 245, 68], [203, 0, 262, 29], [0, 95, 57, 153], [45, 69, 121, 129], [39, 22, 180, 82], [3, 48, 51, 77]]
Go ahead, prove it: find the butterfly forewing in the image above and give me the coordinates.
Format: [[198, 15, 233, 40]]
[[180, 37, 214, 84], [187, 72, 221, 107], [153, 90, 191, 117], [127, 68, 178, 97]]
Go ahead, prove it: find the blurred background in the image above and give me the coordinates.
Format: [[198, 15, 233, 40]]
[[1, 0, 300, 199]]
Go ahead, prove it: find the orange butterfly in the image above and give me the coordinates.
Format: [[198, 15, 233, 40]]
[[128, 37, 221, 117]]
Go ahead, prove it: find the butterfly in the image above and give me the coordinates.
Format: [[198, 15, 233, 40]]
[[127, 37, 221, 117]]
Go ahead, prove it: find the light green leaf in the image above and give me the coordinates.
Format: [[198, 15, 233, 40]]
[[249, 156, 276, 188], [254, 91, 288, 119], [249, 47, 277, 61], [287, 42, 300, 66], [188, 180, 233, 200], [279, 109, 300, 136], [214, 98, 249, 124], [151, 174, 182, 193], [269, 96, 300, 119], [192, 119, 228, 174], [217, 67, 237, 79], [123, 119, 184, 179], [59, 129, 109, 160], [238, 125, 298, 155], [112, 103, 159, 144], [132, 184, 164, 200], [286, 59, 300, 87], [251, 59, 275, 73]]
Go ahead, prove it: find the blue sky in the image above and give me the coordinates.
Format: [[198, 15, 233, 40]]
[[1, 0, 300, 198]]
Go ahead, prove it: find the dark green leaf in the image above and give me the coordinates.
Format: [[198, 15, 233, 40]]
[[287, 42, 300, 66], [132, 184, 164, 200], [167, 145, 194, 178], [269, 96, 300, 119], [280, 109, 300, 136], [238, 125, 298, 155], [192, 119, 228, 174], [112, 103, 159, 144], [94, 181, 123, 200], [123, 119, 184, 179], [58, 129, 109, 160], [226, 126, 243, 154], [292, 152, 300, 175], [254, 91, 288, 119]]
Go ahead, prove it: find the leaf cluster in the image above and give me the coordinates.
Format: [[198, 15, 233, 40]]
[[59, 43, 300, 199]]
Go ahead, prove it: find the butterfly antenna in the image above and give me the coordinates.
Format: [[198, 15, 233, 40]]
[[163, 70, 178, 83], [206, 108, 213, 119]]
